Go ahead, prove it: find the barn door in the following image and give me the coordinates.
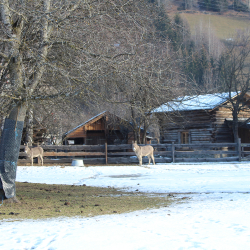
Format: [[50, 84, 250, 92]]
[[238, 128, 250, 143]]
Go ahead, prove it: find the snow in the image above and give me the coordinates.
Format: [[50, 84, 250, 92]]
[[152, 92, 237, 112], [1, 162, 250, 250]]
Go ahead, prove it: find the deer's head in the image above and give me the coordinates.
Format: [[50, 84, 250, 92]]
[[24, 143, 30, 154], [132, 141, 138, 151]]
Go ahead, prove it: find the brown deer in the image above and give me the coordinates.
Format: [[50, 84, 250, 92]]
[[132, 141, 155, 166], [24, 144, 44, 166]]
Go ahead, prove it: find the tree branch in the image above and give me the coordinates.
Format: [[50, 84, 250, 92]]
[[0, 52, 9, 59]]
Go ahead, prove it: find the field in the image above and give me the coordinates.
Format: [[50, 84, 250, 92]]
[[0, 182, 173, 220], [0, 164, 250, 249], [179, 12, 250, 39]]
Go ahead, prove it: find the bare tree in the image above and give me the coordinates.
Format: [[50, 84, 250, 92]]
[[217, 30, 250, 142], [0, 0, 164, 202], [105, 41, 182, 144], [192, 20, 223, 60], [78, 4, 187, 144]]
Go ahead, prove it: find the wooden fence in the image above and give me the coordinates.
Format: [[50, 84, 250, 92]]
[[241, 143, 250, 160], [18, 139, 246, 165]]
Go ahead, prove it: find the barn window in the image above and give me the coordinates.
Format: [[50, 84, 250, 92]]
[[181, 132, 189, 144]]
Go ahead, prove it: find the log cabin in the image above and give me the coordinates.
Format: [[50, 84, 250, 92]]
[[63, 111, 149, 145], [153, 92, 250, 144]]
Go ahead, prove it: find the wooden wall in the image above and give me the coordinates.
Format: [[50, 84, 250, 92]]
[[212, 104, 250, 143], [65, 116, 129, 145], [66, 117, 106, 140], [157, 109, 213, 143], [67, 127, 86, 139], [85, 118, 105, 131], [162, 128, 213, 144], [212, 107, 233, 143], [157, 102, 250, 144]]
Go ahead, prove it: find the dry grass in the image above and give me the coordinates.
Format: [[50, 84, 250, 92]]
[[0, 182, 176, 220], [180, 13, 250, 39]]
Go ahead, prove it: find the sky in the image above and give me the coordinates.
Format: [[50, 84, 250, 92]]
[[0, 162, 250, 250]]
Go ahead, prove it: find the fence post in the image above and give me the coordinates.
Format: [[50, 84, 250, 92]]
[[238, 138, 241, 162], [105, 142, 108, 164], [172, 142, 175, 163]]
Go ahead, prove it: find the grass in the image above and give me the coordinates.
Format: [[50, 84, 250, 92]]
[[0, 182, 177, 220], [179, 12, 250, 39]]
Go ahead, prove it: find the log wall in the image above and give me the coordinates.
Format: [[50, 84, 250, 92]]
[[157, 101, 250, 144]]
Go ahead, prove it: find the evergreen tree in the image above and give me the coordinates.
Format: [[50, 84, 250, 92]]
[[153, 6, 173, 42], [198, 0, 228, 12], [171, 14, 185, 51]]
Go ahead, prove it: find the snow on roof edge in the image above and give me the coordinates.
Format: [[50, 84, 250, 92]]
[[153, 92, 238, 113]]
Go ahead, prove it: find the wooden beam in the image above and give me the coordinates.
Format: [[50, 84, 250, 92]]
[[238, 138, 241, 162], [172, 142, 175, 163], [43, 152, 105, 156], [105, 142, 108, 164]]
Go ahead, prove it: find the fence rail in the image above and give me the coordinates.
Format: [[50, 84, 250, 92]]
[[18, 139, 246, 165]]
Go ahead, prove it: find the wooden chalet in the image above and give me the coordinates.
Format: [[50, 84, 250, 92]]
[[63, 111, 145, 145], [153, 92, 250, 144]]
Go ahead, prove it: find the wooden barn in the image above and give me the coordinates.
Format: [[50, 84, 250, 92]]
[[63, 111, 147, 145], [153, 92, 250, 144]]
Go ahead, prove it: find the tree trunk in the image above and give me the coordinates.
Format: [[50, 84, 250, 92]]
[[25, 108, 34, 145], [232, 109, 239, 143], [0, 104, 26, 199], [233, 122, 239, 143], [142, 119, 147, 144]]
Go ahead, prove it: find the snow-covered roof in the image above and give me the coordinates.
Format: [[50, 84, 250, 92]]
[[153, 92, 238, 113]]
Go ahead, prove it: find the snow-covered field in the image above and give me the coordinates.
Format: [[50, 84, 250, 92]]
[[1, 162, 250, 250]]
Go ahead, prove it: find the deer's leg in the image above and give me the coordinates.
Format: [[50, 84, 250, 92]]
[[31, 156, 33, 166], [148, 156, 151, 165], [139, 156, 142, 166], [38, 155, 43, 166], [152, 153, 155, 165]]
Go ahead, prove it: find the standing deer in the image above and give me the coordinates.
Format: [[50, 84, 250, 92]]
[[24, 144, 44, 166], [132, 141, 155, 166]]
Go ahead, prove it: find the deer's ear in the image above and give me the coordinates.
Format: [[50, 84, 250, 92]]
[[132, 140, 134, 143]]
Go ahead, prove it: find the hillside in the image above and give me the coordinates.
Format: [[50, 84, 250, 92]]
[[179, 11, 250, 39], [165, 0, 250, 39]]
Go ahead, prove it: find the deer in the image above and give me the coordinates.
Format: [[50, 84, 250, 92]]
[[132, 141, 155, 166], [24, 144, 44, 166]]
